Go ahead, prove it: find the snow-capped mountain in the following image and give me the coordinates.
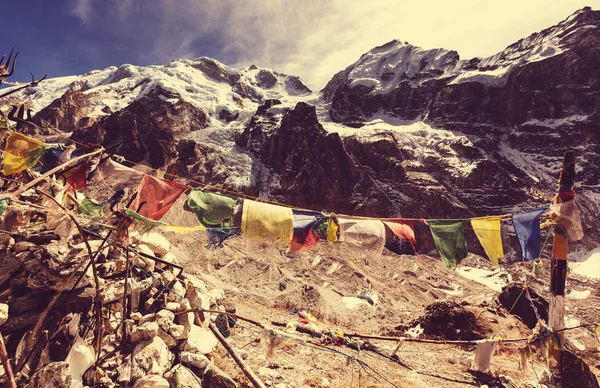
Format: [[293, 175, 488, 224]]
[[2, 7, 599, 257]]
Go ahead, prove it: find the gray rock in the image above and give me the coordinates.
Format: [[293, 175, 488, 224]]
[[130, 321, 159, 343], [184, 325, 218, 354], [26, 361, 72, 388], [139, 232, 171, 255], [180, 351, 210, 370], [132, 336, 173, 381], [158, 328, 178, 348], [165, 364, 203, 388], [169, 323, 188, 340], [201, 365, 237, 388], [133, 374, 170, 388], [156, 309, 175, 331]]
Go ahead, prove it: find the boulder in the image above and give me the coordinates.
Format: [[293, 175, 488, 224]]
[[136, 244, 156, 272], [158, 328, 178, 348], [139, 313, 156, 325], [0, 303, 8, 326], [201, 365, 237, 388], [132, 336, 174, 380], [140, 232, 171, 255], [165, 364, 203, 388], [180, 351, 211, 370], [162, 252, 178, 263], [133, 374, 170, 388], [168, 281, 186, 302], [169, 323, 188, 340], [184, 325, 219, 354], [185, 277, 210, 319], [101, 277, 154, 304], [207, 289, 225, 305], [130, 321, 159, 343], [156, 309, 175, 331], [26, 361, 72, 388], [165, 302, 180, 311]]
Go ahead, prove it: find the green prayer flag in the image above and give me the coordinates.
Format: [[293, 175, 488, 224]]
[[428, 220, 468, 269], [0, 111, 7, 129], [78, 197, 104, 218], [187, 189, 237, 227], [0, 199, 8, 217]]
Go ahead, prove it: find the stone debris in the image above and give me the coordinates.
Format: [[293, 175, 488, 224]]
[[130, 321, 159, 342], [139, 232, 171, 255], [165, 364, 203, 388], [132, 374, 170, 388], [0, 208, 240, 388], [25, 361, 72, 388], [184, 325, 219, 354]]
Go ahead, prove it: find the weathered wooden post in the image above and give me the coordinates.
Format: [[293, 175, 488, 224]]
[[548, 150, 575, 384]]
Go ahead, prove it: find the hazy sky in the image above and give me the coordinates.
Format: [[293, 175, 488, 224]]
[[3, 0, 596, 90]]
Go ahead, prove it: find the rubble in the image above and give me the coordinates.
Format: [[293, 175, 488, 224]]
[[132, 336, 174, 380], [139, 232, 171, 255], [184, 325, 219, 354], [0, 202, 241, 388], [25, 362, 72, 388], [130, 321, 159, 342]]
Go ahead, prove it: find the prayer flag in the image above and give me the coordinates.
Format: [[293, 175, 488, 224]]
[[512, 208, 547, 261], [428, 220, 468, 268], [290, 209, 323, 252], [470, 217, 503, 267], [337, 217, 386, 260], [129, 175, 190, 221], [241, 199, 293, 242], [187, 189, 237, 227], [549, 199, 583, 242], [0, 132, 47, 175]]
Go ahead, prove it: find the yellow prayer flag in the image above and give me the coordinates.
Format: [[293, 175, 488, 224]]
[[1, 132, 47, 175], [327, 217, 339, 244], [241, 200, 293, 242], [471, 217, 504, 267], [164, 224, 206, 234]]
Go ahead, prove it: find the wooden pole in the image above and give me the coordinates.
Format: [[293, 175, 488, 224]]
[[0, 329, 16, 388], [209, 323, 267, 388], [549, 150, 576, 383]]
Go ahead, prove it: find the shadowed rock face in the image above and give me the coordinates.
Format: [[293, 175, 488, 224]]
[[31, 88, 102, 133], [236, 101, 486, 220], [72, 87, 209, 168]]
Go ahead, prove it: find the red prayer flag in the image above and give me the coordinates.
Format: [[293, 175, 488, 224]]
[[382, 219, 416, 244], [129, 175, 190, 221], [289, 228, 320, 253], [63, 161, 88, 192]]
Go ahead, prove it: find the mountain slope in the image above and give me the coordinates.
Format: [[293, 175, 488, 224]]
[[1, 7, 599, 257]]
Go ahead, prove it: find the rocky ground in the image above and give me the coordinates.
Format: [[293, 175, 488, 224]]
[[2, 187, 598, 388]]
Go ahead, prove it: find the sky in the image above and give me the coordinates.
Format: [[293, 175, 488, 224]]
[[2, 0, 597, 91]]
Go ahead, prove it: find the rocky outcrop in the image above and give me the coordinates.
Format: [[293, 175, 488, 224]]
[[31, 88, 102, 132], [237, 101, 363, 213], [72, 86, 209, 168]]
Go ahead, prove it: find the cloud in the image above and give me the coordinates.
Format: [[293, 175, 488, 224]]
[[66, 0, 596, 90], [69, 0, 93, 25]]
